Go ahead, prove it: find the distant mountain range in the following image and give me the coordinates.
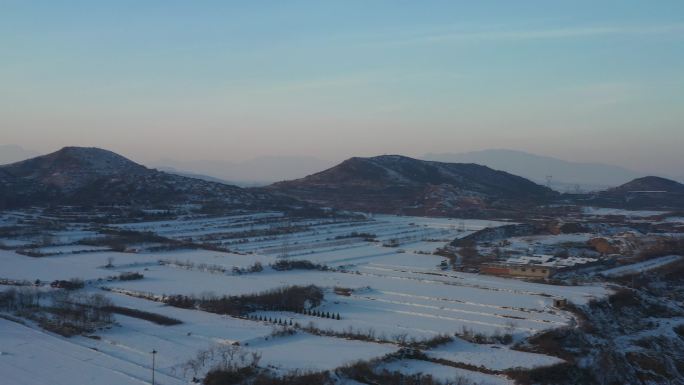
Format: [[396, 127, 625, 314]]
[[268, 155, 557, 217], [5, 146, 678, 191], [0, 147, 294, 210], [151, 156, 336, 186], [154, 166, 239, 186], [2, 146, 681, 213], [423, 149, 647, 191], [0, 145, 39, 165]]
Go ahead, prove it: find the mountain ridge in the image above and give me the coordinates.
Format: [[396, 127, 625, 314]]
[[151, 155, 336, 185], [584, 176, 684, 210], [268, 154, 556, 217], [423, 149, 646, 190], [0, 147, 295, 210], [0, 144, 40, 165], [607, 176, 684, 194]]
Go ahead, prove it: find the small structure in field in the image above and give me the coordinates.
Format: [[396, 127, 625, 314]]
[[553, 298, 568, 308], [334, 287, 353, 296], [480, 253, 601, 279]]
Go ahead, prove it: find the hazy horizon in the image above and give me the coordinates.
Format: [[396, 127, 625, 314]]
[[3, 143, 681, 190], [2, 1, 683, 177]]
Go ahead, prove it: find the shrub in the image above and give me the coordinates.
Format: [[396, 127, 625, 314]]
[[338, 360, 463, 385], [413, 334, 453, 349], [271, 259, 327, 271], [506, 362, 595, 385], [50, 278, 85, 290], [204, 368, 333, 385], [335, 232, 376, 241], [248, 262, 263, 273], [203, 367, 255, 385], [118, 272, 144, 281], [458, 326, 513, 345], [251, 370, 333, 385]]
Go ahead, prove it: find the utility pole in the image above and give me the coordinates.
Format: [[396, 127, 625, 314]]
[[151, 349, 157, 385]]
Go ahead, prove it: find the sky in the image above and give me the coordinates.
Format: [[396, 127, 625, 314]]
[[1, 1, 683, 176]]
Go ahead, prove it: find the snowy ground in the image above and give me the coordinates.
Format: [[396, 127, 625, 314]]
[[581, 207, 666, 218], [247, 333, 394, 372], [0, 317, 185, 385], [0, 212, 606, 384], [424, 338, 563, 371]]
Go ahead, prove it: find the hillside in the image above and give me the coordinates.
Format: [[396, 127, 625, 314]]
[[268, 155, 556, 217], [0, 147, 293, 210], [607, 176, 684, 194], [586, 176, 684, 209]]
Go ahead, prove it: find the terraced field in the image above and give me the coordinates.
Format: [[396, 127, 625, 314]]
[[0, 211, 608, 384]]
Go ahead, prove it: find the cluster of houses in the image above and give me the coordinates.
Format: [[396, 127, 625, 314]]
[[480, 254, 599, 279]]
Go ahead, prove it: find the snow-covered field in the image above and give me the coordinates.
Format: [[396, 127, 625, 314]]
[[0, 212, 608, 384], [581, 207, 666, 218], [425, 339, 563, 371], [378, 359, 513, 385], [75, 300, 395, 378], [0, 317, 184, 385]]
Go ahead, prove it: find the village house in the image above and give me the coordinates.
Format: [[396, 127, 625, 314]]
[[480, 263, 555, 279]]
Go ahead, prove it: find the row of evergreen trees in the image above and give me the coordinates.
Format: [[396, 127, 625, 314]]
[[295, 308, 341, 320], [247, 309, 341, 324], [248, 315, 294, 325]]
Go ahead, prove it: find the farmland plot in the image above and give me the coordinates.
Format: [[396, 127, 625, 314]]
[[0, 211, 607, 384]]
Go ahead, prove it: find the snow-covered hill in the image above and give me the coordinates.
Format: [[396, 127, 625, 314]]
[[269, 155, 557, 217], [0, 147, 297, 210]]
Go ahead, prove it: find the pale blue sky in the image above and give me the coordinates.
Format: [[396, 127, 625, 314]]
[[1, 1, 683, 175]]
